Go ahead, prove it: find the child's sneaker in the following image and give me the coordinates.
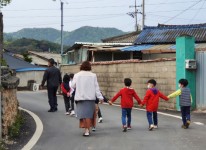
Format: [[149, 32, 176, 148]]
[[92, 127, 96, 132], [127, 126, 132, 130], [185, 120, 191, 128], [154, 125, 158, 129], [149, 124, 154, 131], [65, 112, 70, 115], [70, 110, 75, 116], [98, 117, 103, 123], [181, 125, 187, 129], [123, 126, 127, 132]]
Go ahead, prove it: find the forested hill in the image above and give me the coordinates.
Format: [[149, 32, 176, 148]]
[[4, 26, 125, 46]]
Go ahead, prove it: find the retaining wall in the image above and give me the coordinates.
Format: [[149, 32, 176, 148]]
[[61, 59, 176, 110]]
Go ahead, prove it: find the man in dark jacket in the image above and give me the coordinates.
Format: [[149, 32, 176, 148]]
[[41, 58, 62, 112]]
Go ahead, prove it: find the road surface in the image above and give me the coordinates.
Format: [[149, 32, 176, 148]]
[[18, 91, 206, 150]]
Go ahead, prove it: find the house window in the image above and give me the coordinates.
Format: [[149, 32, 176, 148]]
[[94, 51, 113, 62], [133, 51, 142, 60], [113, 52, 131, 60]]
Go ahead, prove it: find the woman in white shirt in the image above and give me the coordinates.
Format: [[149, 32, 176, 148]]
[[72, 61, 103, 136]]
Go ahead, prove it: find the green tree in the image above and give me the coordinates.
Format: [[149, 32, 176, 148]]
[[22, 52, 32, 63], [0, 0, 12, 7]]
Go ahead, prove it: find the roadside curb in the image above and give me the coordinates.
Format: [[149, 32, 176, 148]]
[[19, 107, 43, 150], [104, 103, 205, 126]]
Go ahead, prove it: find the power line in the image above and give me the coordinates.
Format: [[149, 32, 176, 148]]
[[163, 0, 204, 23], [189, 0, 206, 22], [147, 7, 206, 13], [5, 14, 125, 28], [2, 5, 127, 12], [4, 13, 126, 19], [146, 0, 205, 5], [146, 14, 205, 22]]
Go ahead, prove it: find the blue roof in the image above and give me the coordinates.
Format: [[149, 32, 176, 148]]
[[3, 52, 46, 72], [16, 68, 46, 72], [121, 45, 153, 51], [134, 23, 206, 44]]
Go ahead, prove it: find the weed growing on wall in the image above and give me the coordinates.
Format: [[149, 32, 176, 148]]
[[8, 111, 25, 139]]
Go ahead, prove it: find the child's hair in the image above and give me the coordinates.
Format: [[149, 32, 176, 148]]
[[63, 74, 70, 83], [124, 78, 132, 86], [69, 73, 74, 79], [147, 79, 157, 86], [179, 79, 188, 87]]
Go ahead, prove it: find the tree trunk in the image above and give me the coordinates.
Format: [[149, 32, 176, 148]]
[[0, 12, 3, 64]]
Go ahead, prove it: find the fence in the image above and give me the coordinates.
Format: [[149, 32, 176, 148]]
[[196, 51, 206, 109]]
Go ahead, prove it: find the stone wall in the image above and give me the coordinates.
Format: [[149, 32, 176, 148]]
[[1, 67, 19, 136], [61, 59, 177, 110], [2, 89, 19, 135]]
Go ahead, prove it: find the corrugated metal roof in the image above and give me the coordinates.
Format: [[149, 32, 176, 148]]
[[196, 51, 206, 108], [135, 23, 206, 44], [121, 43, 206, 53], [142, 44, 176, 53], [102, 31, 139, 43], [121, 45, 153, 51]]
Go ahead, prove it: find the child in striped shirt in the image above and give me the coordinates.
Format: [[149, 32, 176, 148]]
[[168, 79, 192, 129]]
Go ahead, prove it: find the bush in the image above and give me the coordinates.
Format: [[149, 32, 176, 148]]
[[8, 111, 25, 139]]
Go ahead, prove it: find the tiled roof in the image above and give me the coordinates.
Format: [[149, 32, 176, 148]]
[[134, 23, 206, 44], [3, 52, 45, 71], [120, 43, 206, 53], [28, 51, 62, 63], [102, 31, 139, 43]]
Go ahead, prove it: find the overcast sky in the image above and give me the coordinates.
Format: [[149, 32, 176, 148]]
[[2, 0, 206, 33]]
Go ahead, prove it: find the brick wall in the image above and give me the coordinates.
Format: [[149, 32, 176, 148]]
[[61, 60, 176, 110]]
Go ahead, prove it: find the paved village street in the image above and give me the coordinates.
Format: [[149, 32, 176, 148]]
[[17, 91, 206, 150]]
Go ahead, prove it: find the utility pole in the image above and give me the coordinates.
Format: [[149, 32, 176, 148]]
[[142, 0, 145, 30], [53, 0, 64, 55], [0, 10, 3, 140], [134, 0, 138, 31], [129, 0, 143, 31], [60, 1, 63, 56], [129, 0, 138, 31]]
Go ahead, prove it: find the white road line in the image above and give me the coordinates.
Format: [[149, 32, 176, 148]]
[[194, 122, 205, 126], [19, 107, 44, 150], [105, 103, 205, 126]]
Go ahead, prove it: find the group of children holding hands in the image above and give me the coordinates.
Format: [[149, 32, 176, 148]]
[[109, 78, 192, 132], [61, 72, 192, 132]]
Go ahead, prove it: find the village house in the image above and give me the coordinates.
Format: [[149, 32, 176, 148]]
[[61, 23, 206, 110], [62, 23, 206, 64]]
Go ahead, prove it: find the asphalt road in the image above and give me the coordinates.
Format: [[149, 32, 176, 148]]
[[18, 91, 206, 150]]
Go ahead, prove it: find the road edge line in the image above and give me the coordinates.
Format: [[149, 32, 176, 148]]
[[19, 107, 43, 150], [104, 103, 205, 126]]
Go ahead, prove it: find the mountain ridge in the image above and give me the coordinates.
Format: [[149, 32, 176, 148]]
[[4, 26, 126, 46]]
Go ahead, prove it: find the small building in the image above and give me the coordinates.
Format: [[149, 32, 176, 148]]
[[28, 51, 62, 66], [62, 23, 206, 65], [62, 31, 140, 64], [3, 52, 46, 87]]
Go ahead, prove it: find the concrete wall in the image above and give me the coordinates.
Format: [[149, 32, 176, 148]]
[[16, 71, 45, 87], [61, 60, 177, 110], [2, 89, 19, 135], [143, 53, 176, 60]]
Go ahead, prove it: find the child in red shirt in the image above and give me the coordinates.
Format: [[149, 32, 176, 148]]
[[61, 74, 71, 115], [109, 78, 142, 132], [141, 79, 169, 131]]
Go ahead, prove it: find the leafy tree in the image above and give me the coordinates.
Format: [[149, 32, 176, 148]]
[[22, 52, 32, 63], [3, 38, 69, 54], [0, 0, 11, 7]]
